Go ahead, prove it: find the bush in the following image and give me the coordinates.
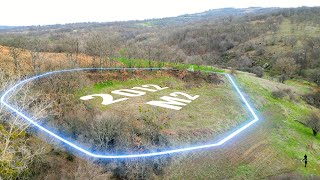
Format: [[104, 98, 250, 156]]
[[252, 66, 264, 78], [307, 113, 320, 136], [255, 45, 265, 55], [112, 156, 171, 180], [284, 89, 296, 101], [113, 159, 153, 180], [230, 68, 237, 75], [271, 88, 296, 101], [303, 91, 320, 108], [244, 43, 254, 52], [205, 73, 224, 84], [88, 114, 125, 151], [271, 90, 286, 99], [86, 109, 172, 179], [307, 68, 320, 86], [273, 57, 298, 83]]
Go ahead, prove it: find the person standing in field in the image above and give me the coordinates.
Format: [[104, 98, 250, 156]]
[[302, 154, 307, 167]]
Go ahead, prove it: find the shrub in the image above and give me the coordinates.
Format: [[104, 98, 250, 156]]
[[111, 156, 171, 179], [244, 43, 254, 52], [273, 57, 299, 83], [271, 90, 286, 99], [230, 68, 237, 75], [303, 91, 320, 109], [306, 113, 320, 136], [271, 88, 296, 101], [284, 89, 296, 102], [255, 45, 265, 55], [205, 73, 224, 84], [252, 66, 264, 78], [307, 68, 320, 86]]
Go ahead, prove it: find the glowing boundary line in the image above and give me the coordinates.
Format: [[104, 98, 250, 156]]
[[0, 68, 259, 159]]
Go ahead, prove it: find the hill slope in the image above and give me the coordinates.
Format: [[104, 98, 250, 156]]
[[1, 6, 320, 179], [0, 6, 319, 85], [165, 72, 320, 179]]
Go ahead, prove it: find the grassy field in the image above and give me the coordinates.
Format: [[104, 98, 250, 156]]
[[2, 17, 320, 177], [74, 70, 249, 146], [237, 73, 320, 176], [164, 72, 320, 179], [10, 66, 319, 179], [113, 57, 225, 73], [278, 18, 320, 38]]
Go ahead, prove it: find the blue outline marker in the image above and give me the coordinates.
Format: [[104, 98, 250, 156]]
[[0, 68, 259, 159]]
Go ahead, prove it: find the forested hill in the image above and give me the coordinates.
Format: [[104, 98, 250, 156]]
[[135, 7, 278, 26], [0, 7, 277, 32], [0, 6, 319, 85], [1, 6, 320, 179]]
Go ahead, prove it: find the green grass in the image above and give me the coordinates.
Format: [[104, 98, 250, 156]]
[[232, 164, 256, 179], [137, 21, 154, 27], [285, 79, 316, 94], [278, 19, 320, 37], [76, 71, 249, 146], [236, 74, 320, 176], [79, 75, 176, 96], [70, 61, 320, 178], [93, 80, 114, 90], [190, 64, 225, 73], [113, 57, 225, 73], [113, 57, 167, 68], [79, 65, 319, 178], [166, 73, 319, 179]]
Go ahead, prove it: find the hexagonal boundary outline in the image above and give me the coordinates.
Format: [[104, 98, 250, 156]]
[[0, 68, 259, 159]]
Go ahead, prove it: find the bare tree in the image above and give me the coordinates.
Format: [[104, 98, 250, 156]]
[[85, 33, 111, 68], [307, 113, 320, 136], [87, 112, 129, 151], [252, 66, 264, 78], [273, 57, 299, 83], [28, 38, 44, 73], [63, 36, 80, 67], [6, 37, 26, 73], [9, 46, 23, 72], [237, 56, 252, 70], [308, 69, 320, 86], [293, 49, 308, 75], [0, 71, 51, 179]]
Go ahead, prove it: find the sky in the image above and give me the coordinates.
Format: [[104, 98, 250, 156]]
[[0, 0, 319, 26]]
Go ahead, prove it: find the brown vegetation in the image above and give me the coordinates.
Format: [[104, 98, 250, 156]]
[[1, 6, 320, 179]]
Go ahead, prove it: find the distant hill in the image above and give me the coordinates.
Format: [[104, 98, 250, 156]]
[[0, 6, 319, 87], [0, 26, 18, 30], [0, 7, 278, 32], [171, 7, 277, 20], [133, 7, 278, 27]]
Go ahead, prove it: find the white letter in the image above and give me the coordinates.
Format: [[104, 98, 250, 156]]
[[80, 94, 128, 105], [146, 96, 191, 110]]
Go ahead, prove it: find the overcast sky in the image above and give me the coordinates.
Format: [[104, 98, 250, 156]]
[[0, 0, 319, 26]]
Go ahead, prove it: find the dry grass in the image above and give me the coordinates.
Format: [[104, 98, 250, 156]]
[[69, 71, 250, 147], [0, 45, 122, 75], [162, 73, 320, 179]]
